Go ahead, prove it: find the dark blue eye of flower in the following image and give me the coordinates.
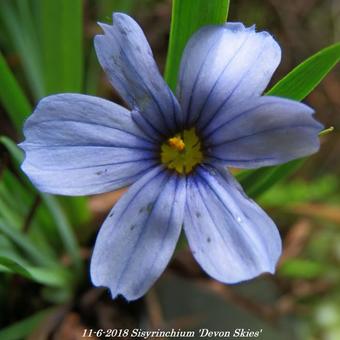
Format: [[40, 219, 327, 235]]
[[19, 13, 323, 301]]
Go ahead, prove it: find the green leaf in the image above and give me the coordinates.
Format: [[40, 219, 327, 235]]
[[0, 235, 29, 266], [0, 53, 32, 131], [59, 196, 91, 229], [267, 42, 340, 100], [238, 159, 303, 198], [84, 46, 101, 95], [0, 136, 23, 166], [0, 1, 45, 99], [260, 175, 338, 207], [0, 169, 60, 260], [0, 137, 83, 275], [240, 43, 340, 198], [0, 256, 71, 287], [42, 195, 84, 276], [0, 191, 23, 229], [17, 1, 91, 229], [279, 259, 326, 279], [0, 220, 54, 267], [39, 0, 83, 93], [165, 0, 229, 90], [11, 134, 91, 231], [0, 308, 51, 340]]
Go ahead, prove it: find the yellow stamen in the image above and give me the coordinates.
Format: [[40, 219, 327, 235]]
[[168, 136, 185, 151], [161, 128, 203, 174]]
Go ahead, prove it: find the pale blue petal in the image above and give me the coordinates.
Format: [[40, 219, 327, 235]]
[[90, 166, 186, 301], [21, 94, 157, 195], [177, 22, 281, 128], [203, 96, 323, 168], [95, 13, 183, 136], [184, 165, 282, 283]]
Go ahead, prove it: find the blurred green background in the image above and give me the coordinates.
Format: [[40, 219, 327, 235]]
[[0, 0, 339, 339]]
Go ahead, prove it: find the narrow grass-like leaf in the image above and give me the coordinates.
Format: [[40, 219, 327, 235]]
[[0, 53, 32, 131], [0, 194, 22, 229], [0, 136, 24, 166], [15, 0, 41, 60], [39, 0, 83, 93], [165, 0, 229, 90], [240, 43, 340, 198], [36, 1, 89, 227], [0, 137, 83, 275], [239, 160, 303, 198], [0, 220, 53, 267], [59, 196, 91, 228], [0, 171, 58, 263], [0, 308, 51, 340], [0, 235, 30, 266], [0, 170, 32, 214], [259, 175, 338, 206], [279, 259, 326, 279], [0, 256, 71, 287], [42, 195, 84, 276], [84, 46, 101, 95], [267, 42, 340, 100], [0, 169, 59, 260], [0, 1, 45, 99]]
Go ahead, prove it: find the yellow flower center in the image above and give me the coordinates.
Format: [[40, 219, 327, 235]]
[[160, 128, 203, 174]]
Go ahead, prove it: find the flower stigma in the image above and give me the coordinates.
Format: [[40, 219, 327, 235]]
[[161, 128, 203, 174], [168, 136, 185, 151]]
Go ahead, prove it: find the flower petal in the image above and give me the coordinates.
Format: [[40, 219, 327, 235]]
[[184, 165, 282, 283], [21, 94, 158, 195], [95, 13, 183, 136], [177, 22, 281, 128], [203, 96, 323, 168], [90, 166, 186, 301]]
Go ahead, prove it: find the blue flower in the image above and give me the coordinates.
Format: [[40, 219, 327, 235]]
[[20, 13, 323, 300]]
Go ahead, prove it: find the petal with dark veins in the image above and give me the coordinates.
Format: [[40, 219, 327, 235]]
[[184, 165, 282, 283], [21, 94, 157, 195], [90, 167, 186, 300]]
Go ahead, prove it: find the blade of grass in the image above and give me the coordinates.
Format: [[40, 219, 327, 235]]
[[0, 1, 45, 99], [84, 45, 101, 95], [0, 219, 54, 267], [0, 195, 23, 229], [37, 0, 89, 227], [0, 137, 83, 276], [39, 0, 83, 93], [0, 234, 33, 266], [238, 160, 303, 198], [15, 0, 41, 61], [42, 195, 84, 276], [0, 256, 71, 287], [279, 259, 326, 279], [267, 42, 340, 100], [0, 52, 32, 131], [165, 0, 230, 90], [0, 171, 36, 218], [0, 169, 59, 260], [0, 136, 25, 168]]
